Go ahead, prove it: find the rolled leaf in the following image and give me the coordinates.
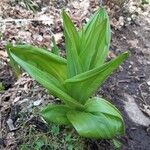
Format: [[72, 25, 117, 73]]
[[65, 52, 129, 104]]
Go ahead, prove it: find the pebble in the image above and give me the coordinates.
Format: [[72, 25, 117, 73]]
[[147, 80, 150, 86], [33, 99, 43, 106]]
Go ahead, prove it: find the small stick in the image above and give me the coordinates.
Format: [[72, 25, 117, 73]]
[[0, 18, 53, 23]]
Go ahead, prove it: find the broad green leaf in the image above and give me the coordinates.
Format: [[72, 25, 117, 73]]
[[7, 44, 67, 82], [84, 7, 109, 35], [62, 10, 83, 77], [67, 110, 124, 139], [84, 97, 125, 135], [65, 52, 129, 104], [41, 105, 71, 125], [91, 19, 111, 68], [51, 36, 60, 55], [67, 97, 124, 139], [79, 8, 111, 70], [7, 44, 84, 108], [84, 97, 123, 119], [80, 19, 110, 71], [6, 44, 22, 77]]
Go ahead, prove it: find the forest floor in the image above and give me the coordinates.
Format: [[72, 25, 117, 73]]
[[0, 0, 150, 150]]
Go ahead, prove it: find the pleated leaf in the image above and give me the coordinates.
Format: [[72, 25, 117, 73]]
[[41, 105, 71, 125], [80, 19, 110, 71], [85, 97, 122, 118], [62, 10, 82, 77], [65, 52, 129, 104], [84, 7, 109, 35], [67, 97, 124, 139], [7, 44, 67, 82], [79, 8, 111, 70], [7, 44, 83, 108]]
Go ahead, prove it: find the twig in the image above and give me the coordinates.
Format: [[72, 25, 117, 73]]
[[10, 77, 24, 102], [138, 82, 148, 105], [118, 79, 131, 83], [0, 18, 53, 23], [136, 96, 147, 105]]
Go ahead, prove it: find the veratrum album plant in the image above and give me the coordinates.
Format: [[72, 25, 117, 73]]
[[7, 8, 129, 139]]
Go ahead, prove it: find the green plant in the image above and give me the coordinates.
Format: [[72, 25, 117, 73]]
[[6, 8, 129, 139], [19, 120, 84, 150], [0, 82, 4, 91], [142, 0, 150, 4], [15, 0, 39, 12], [112, 139, 122, 149]]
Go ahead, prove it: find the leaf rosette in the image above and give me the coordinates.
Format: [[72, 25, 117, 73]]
[[7, 8, 128, 139]]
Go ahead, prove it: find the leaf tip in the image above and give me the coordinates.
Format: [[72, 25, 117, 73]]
[[124, 51, 130, 58]]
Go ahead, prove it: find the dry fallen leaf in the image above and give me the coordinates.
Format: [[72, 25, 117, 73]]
[[54, 32, 63, 43], [0, 51, 8, 57], [6, 132, 16, 147], [142, 104, 150, 117], [128, 39, 139, 48], [108, 51, 117, 59]]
